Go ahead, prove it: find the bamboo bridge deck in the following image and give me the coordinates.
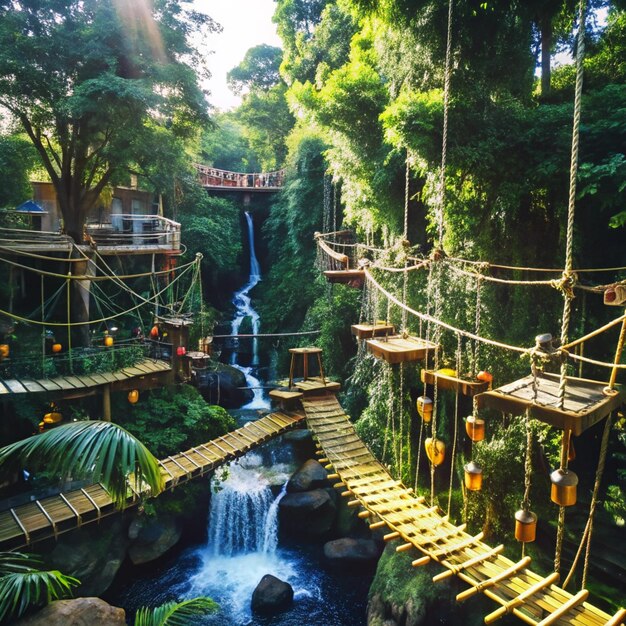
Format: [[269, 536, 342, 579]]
[[302, 393, 625, 626], [0, 411, 304, 551]]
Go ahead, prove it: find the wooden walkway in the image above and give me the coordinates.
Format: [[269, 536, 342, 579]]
[[302, 393, 625, 626], [0, 359, 171, 395], [0, 411, 304, 551]]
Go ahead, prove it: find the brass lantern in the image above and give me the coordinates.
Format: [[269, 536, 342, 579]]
[[465, 415, 485, 442], [464, 461, 483, 491], [515, 509, 538, 543], [104, 334, 114, 347], [417, 396, 433, 422], [425, 437, 446, 466], [128, 389, 140, 404], [550, 468, 578, 507]]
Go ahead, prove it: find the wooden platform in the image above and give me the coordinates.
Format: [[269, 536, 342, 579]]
[[280, 376, 341, 395], [0, 359, 172, 396], [302, 393, 623, 626], [366, 335, 438, 364], [421, 370, 490, 397], [351, 323, 395, 340], [323, 270, 365, 287], [0, 411, 304, 551], [269, 388, 304, 410], [476, 372, 623, 435]]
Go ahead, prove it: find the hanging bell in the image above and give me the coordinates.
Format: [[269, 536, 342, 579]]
[[417, 396, 433, 422], [128, 389, 139, 404], [104, 334, 114, 347], [465, 415, 485, 442], [464, 461, 483, 491], [476, 370, 493, 385], [514, 509, 538, 543], [0, 344, 9, 359], [550, 468, 578, 507], [425, 437, 446, 466]]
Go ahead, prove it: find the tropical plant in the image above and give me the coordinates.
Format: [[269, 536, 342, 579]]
[[134, 597, 218, 626], [0, 421, 164, 508], [0, 552, 79, 623]]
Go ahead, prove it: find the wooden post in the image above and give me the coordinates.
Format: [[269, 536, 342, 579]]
[[102, 384, 111, 422]]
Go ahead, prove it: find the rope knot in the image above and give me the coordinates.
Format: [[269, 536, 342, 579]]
[[551, 271, 578, 300]]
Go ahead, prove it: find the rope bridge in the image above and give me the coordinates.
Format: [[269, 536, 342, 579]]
[[302, 392, 625, 626], [0, 411, 304, 551]]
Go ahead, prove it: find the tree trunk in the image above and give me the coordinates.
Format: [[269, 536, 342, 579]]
[[541, 14, 552, 98], [69, 250, 95, 348]]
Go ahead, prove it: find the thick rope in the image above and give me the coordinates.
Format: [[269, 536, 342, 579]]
[[555, 0, 587, 576], [447, 332, 462, 518], [437, 0, 454, 249]]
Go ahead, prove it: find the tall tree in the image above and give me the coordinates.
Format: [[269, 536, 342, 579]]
[[0, 0, 215, 242]]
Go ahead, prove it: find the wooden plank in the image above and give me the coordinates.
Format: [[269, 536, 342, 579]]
[[0, 381, 12, 394], [2, 379, 28, 393], [36, 378, 63, 391], [421, 369, 490, 397], [351, 323, 395, 339], [477, 373, 622, 435], [63, 376, 87, 388], [18, 379, 47, 393], [366, 335, 438, 365]]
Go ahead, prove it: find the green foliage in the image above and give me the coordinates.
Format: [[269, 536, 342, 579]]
[[0, 134, 38, 209], [198, 115, 261, 172], [113, 385, 236, 458], [0, 552, 79, 623], [227, 45, 283, 94], [0, 421, 164, 508], [0, 0, 214, 239], [134, 597, 218, 626]]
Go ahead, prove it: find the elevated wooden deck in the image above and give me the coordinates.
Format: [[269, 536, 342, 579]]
[[0, 411, 303, 550], [476, 373, 623, 436], [302, 393, 624, 626], [0, 359, 172, 397]]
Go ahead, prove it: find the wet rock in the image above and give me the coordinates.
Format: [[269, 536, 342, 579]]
[[287, 459, 330, 493], [40, 516, 130, 596], [15, 597, 125, 625], [199, 362, 254, 408], [128, 514, 182, 565], [323, 538, 381, 567], [283, 429, 317, 459], [279, 488, 337, 536], [251, 574, 294, 615]]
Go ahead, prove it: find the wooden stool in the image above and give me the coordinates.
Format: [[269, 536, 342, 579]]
[[288, 347, 326, 388]]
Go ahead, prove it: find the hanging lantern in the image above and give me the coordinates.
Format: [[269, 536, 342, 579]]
[[550, 468, 578, 507], [128, 389, 139, 404], [51, 343, 62, 353], [43, 410, 62, 424], [425, 437, 446, 466], [104, 335, 114, 347], [0, 344, 9, 359], [437, 368, 457, 378], [514, 509, 538, 543], [176, 346, 187, 356], [476, 370, 493, 384], [150, 325, 159, 338], [465, 415, 485, 442], [464, 461, 483, 491], [417, 396, 433, 422]]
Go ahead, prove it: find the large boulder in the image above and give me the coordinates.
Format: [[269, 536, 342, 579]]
[[287, 459, 330, 493], [251, 574, 294, 615], [279, 488, 337, 537], [15, 598, 125, 626], [40, 516, 130, 596], [128, 513, 183, 565], [199, 362, 253, 408], [323, 538, 381, 567], [283, 429, 317, 460]]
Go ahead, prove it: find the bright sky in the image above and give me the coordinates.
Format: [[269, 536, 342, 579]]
[[198, 0, 282, 111]]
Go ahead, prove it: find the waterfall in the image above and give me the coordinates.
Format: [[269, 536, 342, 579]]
[[229, 211, 269, 409], [207, 457, 286, 557]]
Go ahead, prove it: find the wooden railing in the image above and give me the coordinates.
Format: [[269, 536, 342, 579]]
[[85, 214, 181, 251]]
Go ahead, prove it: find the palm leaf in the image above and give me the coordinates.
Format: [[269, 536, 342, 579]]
[[134, 597, 218, 626], [0, 568, 79, 622], [0, 421, 164, 509], [0, 552, 43, 575]]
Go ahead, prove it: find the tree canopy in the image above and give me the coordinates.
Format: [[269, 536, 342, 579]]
[[0, 0, 216, 240]]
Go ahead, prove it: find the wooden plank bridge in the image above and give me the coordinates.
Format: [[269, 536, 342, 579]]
[[302, 392, 625, 626], [0, 411, 304, 551]]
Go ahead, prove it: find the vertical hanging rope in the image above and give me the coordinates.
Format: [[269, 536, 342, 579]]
[[66, 273, 72, 373], [40, 275, 45, 376], [447, 332, 462, 518], [399, 362, 405, 476], [473, 275, 483, 377], [437, 0, 454, 249], [555, 0, 587, 576], [333, 179, 338, 233]]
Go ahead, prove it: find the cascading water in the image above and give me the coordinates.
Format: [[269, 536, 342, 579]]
[[230, 211, 269, 410]]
